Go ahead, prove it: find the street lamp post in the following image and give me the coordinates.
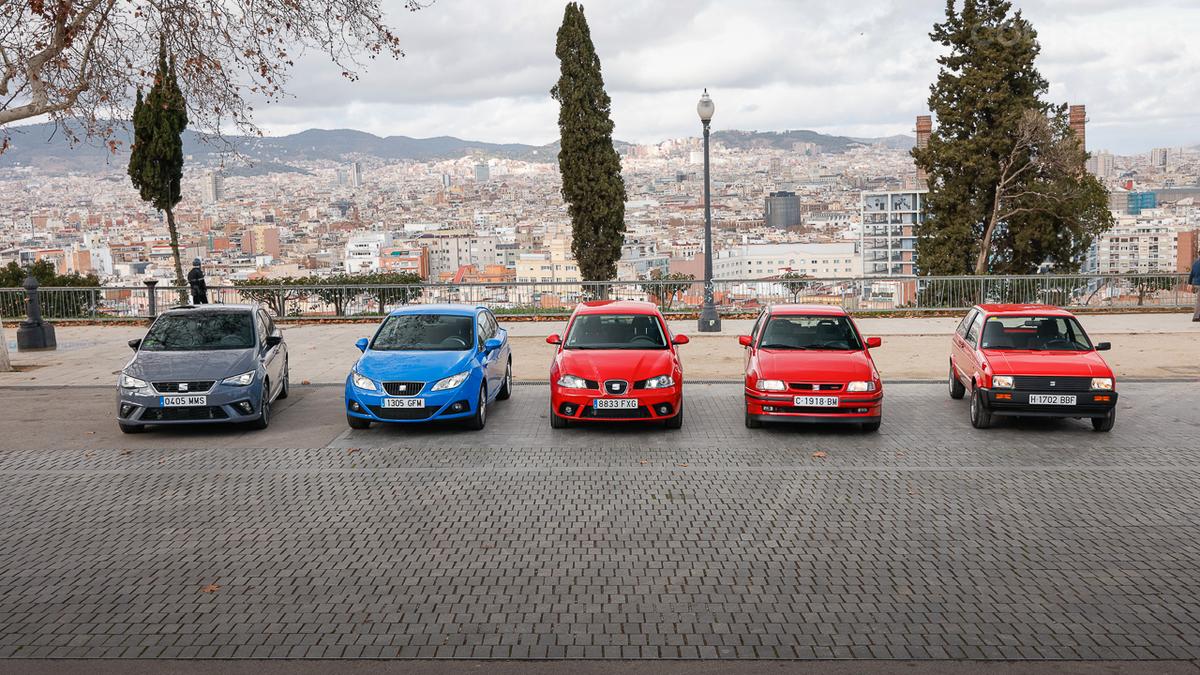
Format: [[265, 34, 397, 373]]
[[697, 89, 721, 332]]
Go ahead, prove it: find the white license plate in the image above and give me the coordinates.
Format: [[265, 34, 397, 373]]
[[794, 396, 839, 408], [593, 398, 638, 410], [1029, 394, 1076, 406], [160, 395, 207, 407], [382, 398, 425, 409]]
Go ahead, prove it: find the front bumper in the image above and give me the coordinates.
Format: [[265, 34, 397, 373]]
[[345, 375, 478, 424], [745, 389, 883, 424], [116, 382, 264, 425], [979, 387, 1118, 418], [552, 385, 682, 422]]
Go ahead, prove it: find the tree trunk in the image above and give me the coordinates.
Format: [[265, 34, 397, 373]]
[[0, 321, 12, 372], [976, 189, 1004, 275], [164, 205, 187, 304]]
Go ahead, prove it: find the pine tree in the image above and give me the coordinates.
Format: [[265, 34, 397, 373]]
[[551, 2, 627, 282], [913, 0, 1111, 275], [129, 42, 189, 289]]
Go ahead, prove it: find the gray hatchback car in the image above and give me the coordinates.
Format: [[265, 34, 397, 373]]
[[116, 304, 289, 433]]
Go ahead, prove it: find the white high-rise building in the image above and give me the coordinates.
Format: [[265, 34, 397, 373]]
[[202, 172, 223, 204]]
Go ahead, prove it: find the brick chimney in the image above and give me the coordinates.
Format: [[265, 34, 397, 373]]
[[1068, 105, 1086, 150], [915, 115, 932, 187]]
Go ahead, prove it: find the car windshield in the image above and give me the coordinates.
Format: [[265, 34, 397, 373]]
[[981, 315, 1093, 351], [564, 313, 668, 350], [372, 314, 474, 351], [758, 315, 862, 351], [140, 312, 255, 351]]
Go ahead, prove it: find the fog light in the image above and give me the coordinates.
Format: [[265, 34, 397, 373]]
[[763, 406, 775, 412], [857, 408, 868, 413], [563, 404, 576, 415], [237, 401, 255, 414], [658, 405, 669, 414], [451, 402, 466, 412], [119, 403, 135, 418]]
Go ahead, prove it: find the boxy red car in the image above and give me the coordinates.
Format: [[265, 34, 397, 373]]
[[547, 300, 687, 429], [948, 304, 1117, 431], [741, 305, 884, 431]]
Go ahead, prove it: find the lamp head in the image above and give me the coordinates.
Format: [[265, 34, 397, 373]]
[[697, 89, 715, 123]]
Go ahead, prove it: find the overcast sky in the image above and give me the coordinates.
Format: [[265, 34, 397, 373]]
[[254, 0, 1197, 154]]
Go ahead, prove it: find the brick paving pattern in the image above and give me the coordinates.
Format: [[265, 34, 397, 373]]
[[1, 382, 1199, 659]]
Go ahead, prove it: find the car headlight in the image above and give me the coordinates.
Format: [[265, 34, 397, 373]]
[[992, 375, 1013, 389], [351, 371, 378, 391], [557, 374, 590, 389], [642, 375, 675, 389], [119, 373, 149, 389], [221, 370, 256, 386], [756, 379, 786, 391], [1091, 377, 1113, 390], [430, 371, 469, 392], [847, 380, 877, 392]]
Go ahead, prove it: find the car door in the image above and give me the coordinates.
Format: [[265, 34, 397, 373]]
[[960, 311, 985, 387], [476, 310, 499, 394], [950, 309, 977, 384], [488, 310, 509, 376], [257, 310, 282, 397]]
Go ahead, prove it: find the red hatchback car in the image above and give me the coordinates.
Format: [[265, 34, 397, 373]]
[[547, 300, 688, 429], [949, 304, 1117, 431], [741, 305, 884, 431]]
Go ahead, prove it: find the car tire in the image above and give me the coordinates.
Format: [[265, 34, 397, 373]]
[[948, 362, 966, 399], [347, 414, 371, 430], [969, 385, 992, 429], [118, 422, 144, 434], [496, 360, 513, 401], [277, 361, 289, 400], [464, 384, 487, 430], [861, 419, 881, 432], [550, 405, 569, 429], [248, 382, 271, 430], [664, 401, 683, 430], [1092, 408, 1116, 432], [744, 405, 762, 429]]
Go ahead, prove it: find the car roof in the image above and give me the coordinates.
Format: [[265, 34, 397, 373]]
[[387, 303, 482, 317], [768, 304, 849, 317], [572, 300, 661, 316], [976, 303, 1074, 317]]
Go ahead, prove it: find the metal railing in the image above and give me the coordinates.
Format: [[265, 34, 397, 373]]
[[1, 273, 1192, 320]]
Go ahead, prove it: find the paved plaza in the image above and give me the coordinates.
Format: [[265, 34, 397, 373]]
[[1, 381, 1200, 667]]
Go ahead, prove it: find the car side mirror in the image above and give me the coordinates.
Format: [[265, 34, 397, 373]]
[[484, 337, 503, 352], [128, 338, 142, 351], [738, 335, 752, 348], [266, 334, 283, 348], [866, 336, 882, 349], [546, 334, 561, 345], [355, 337, 369, 352], [1095, 342, 1111, 351], [673, 334, 690, 345]]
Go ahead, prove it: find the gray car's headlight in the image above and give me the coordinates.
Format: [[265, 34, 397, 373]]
[[119, 373, 149, 389], [222, 370, 256, 386], [430, 371, 469, 392], [642, 375, 675, 389], [351, 371, 378, 391]]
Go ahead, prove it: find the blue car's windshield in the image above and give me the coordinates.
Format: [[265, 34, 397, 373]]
[[141, 312, 256, 351], [372, 314, 474, 351]]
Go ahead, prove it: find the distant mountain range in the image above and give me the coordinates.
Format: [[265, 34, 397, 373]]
[[0, 121, 915, 173]]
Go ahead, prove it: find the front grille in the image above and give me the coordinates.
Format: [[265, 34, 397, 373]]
[[152, 381, 215, 393], [1012, 376, 1092, 392], [582, 405, 651, 419], [382, 381, 424, 396], [602, 380, 629, 395], [789, 383, 844, 391], [142, 406, 229, 421], [367, 405, 437, 420]]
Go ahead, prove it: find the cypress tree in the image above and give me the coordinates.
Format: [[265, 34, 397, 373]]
[[551, 2, 627, 282], [913, 0, 1111, 275], [129, 42, 189, 289]]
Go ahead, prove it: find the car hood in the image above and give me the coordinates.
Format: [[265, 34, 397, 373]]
[[557, 349, 676, 382], [355, 348, 475, 382], [983, 350, 1113, 377], [755, 349, 875, 382], [127, 348, 257, 381]]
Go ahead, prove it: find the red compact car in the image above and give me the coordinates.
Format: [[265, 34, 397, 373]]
[[741, 305, 883, 431], [949, 304, 1117, 431], [547, 300, 687, 429]]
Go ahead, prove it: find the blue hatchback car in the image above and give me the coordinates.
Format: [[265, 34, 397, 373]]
[[345, 304, 512, 430]]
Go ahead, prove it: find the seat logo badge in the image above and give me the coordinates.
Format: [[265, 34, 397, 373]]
[[1049, 381, 1056, 387], [179, 383, 189, 392]]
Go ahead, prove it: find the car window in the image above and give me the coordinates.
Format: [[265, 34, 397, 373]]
[[372, 314, 474, 351], [981, 315, 1093, 351], [141, 312, 256, 351], [749, 311, 766, 342], [757, 315, 863, 351], [965, 313, 984, 347], [259, 310, 277, 336], [956, 310, 977, 337], [486, 311, 501, 338], [564, 313, 667, 350], [255, 312, 269, 346]]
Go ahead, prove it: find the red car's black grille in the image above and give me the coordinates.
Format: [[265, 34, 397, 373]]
[[582, 405, 651, 419], [789, 383, 844, 391], [1012, 376, 1092, 391]]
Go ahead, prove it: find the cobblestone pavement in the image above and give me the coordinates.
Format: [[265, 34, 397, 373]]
[[1, 383, 1199, 660]]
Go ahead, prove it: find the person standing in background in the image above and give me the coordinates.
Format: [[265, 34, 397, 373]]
[[188, 258, 209, 305], [1191, 254, 1200, 322]]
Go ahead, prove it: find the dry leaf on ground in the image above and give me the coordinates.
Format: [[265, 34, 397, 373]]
[[200, 583, 221, 593], [812, 451, 827, 459]]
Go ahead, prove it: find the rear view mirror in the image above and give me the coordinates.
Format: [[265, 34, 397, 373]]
[[265, 335, 283, 348], [672, 334, 690, 345], [738, 335, 752, 347], [546, 334, 562, 345], [866, 336, 882, 349], [484, 337, 503, 352], [1095, 342, 1111, 351], [128, 338, 142, 351], [355, 337, 369, 352]]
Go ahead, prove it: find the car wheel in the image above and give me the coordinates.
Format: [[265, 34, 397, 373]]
[[496, 360, 513, 401], [664, 401, 683, 429], [948, 362, 965, 399], [347, 413, 371, 430], [969, 385, 992, 429], [744, 405, 762, 429], [277, 361, 290, 400], [550, 404, 569, 429], [248, 382, 271, 430], [1092, 407, 1116, 432], [465, 384, 487, 430], [861, 418, 881, 433], [118, 422, 144, 434]]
